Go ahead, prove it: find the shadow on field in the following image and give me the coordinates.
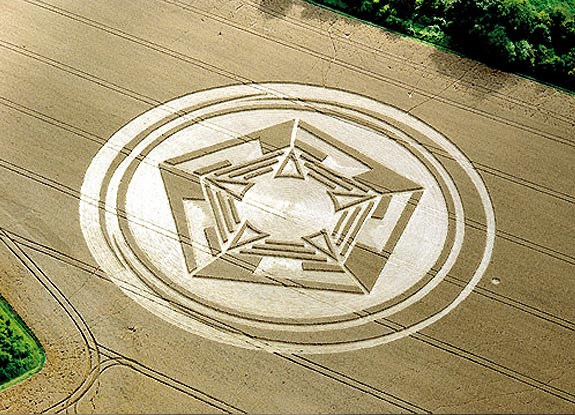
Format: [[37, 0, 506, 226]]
[[258, 0, 525, 100], [428, 46, 521, 100], [257, 0, 364, 35], [257, 0, 296, 18]]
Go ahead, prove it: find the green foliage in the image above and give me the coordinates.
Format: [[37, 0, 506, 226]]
[[309, 0, 575, 91], [416, 23, 446, 43], [0, 300, 44, 389], [446, 0, 575, 88]]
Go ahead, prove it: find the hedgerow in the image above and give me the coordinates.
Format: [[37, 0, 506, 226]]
[[312, 0, 575, 91]]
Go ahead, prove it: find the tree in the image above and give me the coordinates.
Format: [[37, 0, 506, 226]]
[[548, 7, 575, 54]]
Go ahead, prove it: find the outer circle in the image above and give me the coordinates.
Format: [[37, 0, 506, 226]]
[[80, 83, 495, 354]]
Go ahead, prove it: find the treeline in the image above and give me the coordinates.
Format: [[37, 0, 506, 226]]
[[312, 0, 575, 91], [0, 312, 43, 386]]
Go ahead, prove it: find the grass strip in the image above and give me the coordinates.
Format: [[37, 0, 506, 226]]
[[0, 296, 45, 392]]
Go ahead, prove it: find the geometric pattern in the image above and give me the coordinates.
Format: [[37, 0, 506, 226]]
[[161, 119, 423, 294]]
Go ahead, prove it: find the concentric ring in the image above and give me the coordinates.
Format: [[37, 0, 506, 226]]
[[80, 83, 495, 354]]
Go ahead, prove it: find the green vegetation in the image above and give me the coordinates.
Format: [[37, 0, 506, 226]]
[[0, 297, 44, 392], [309, 0, 575, 91]]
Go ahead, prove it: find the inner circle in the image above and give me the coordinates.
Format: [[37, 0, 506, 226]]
[[237, 177, 335, 240]]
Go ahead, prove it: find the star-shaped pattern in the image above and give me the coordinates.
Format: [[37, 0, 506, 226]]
[[160, 119, 423, 294]]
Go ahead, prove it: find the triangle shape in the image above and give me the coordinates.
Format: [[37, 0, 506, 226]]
[[229, 222, 269, 249], [275, 150, 305, 179], [302, 230, 337, 259], [328, 191, 375, 212], [209, 178, 254, 200]]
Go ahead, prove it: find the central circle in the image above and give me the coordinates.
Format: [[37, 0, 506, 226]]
[[238, 177, 335, 239]]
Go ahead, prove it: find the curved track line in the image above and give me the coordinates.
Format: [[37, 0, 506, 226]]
[[96, 343, 428, 413], [1, 0, 572, 410], [3, 230, 428, 412], [94, 347, 245, 414], [0, 231, 101, 413], [6, 228, 575, 406]]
